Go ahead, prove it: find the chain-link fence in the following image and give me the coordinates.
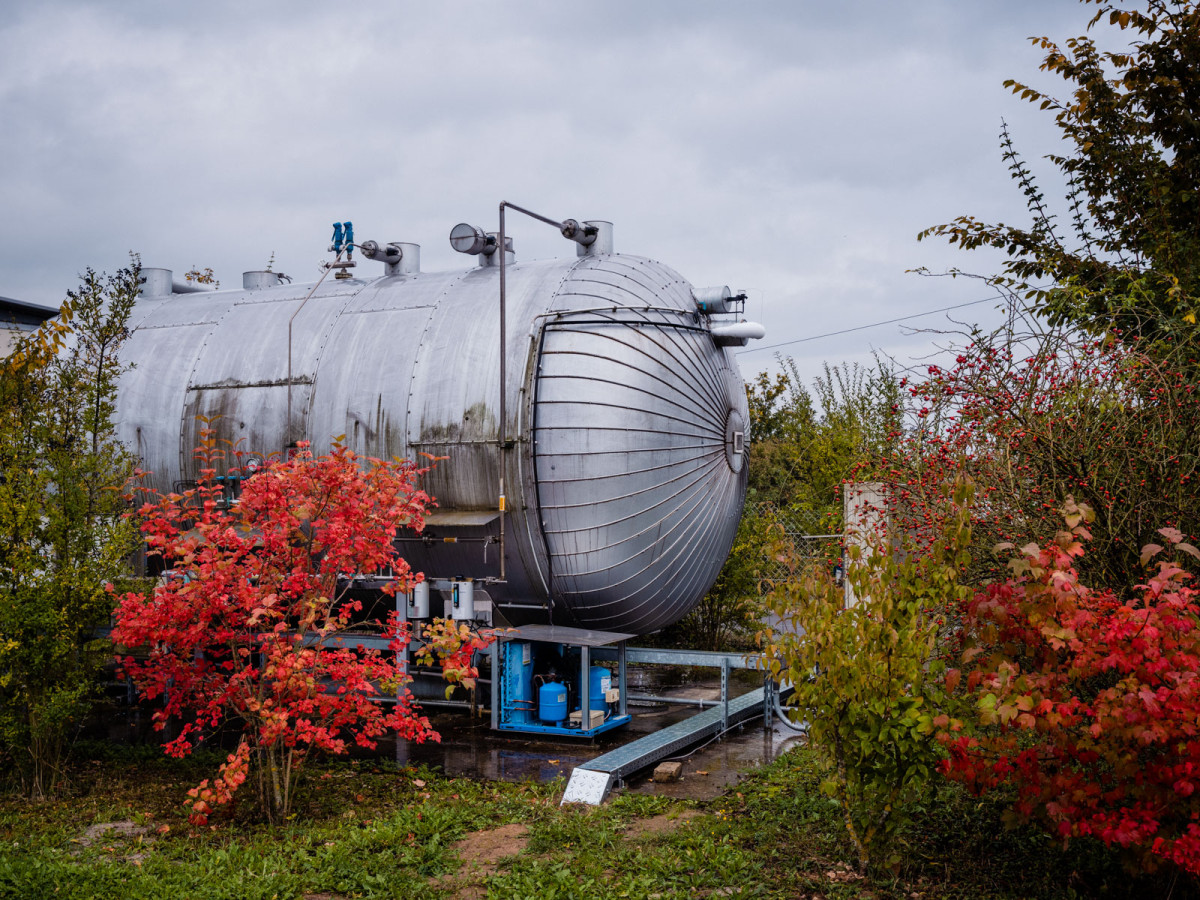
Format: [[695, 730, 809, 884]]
[[746, 503, 842, 582]]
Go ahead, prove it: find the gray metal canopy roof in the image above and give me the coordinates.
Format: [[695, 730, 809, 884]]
[[501, 624, 635, 647], [0, 296, 59, 328]]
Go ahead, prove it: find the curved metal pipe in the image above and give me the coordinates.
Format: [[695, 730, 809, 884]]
[[773, 689, 808, 733]]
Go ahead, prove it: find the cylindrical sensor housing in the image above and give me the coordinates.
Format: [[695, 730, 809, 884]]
[[451, 578, 475, 621], [407, 580, 430, 618], [139, 268, 174, 297], [693, 285, 733, 314], [243, 271, 281, 290]]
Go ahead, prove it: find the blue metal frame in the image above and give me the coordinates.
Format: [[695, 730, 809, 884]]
[[492, 628, 633, 738], [495, 714, 631, 738]]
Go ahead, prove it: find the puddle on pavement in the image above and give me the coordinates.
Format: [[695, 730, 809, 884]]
[[370, 665, 804, 801], [95, 665, 803, 801]]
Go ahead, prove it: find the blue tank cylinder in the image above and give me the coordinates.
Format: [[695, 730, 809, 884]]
[[538, 681, 568, 723], [589, 666, 611, 711]]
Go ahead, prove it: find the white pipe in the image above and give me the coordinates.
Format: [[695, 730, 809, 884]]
[[171, 279, 216, 294], [710, 321, 766, 341]]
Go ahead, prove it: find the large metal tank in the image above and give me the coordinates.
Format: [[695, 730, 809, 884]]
[[115, 223, 757, 635]]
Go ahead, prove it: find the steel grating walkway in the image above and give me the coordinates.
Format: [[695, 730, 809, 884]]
[[578, 685, 768, 782]]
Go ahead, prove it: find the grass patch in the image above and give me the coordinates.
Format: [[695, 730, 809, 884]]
[[0, 741, 1191, 899]]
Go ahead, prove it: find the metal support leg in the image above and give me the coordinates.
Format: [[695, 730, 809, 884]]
[[763, 676, 774, 731], [720, 657, 729, 734], [580, 644, 591, 730], [396, 597, 408, 766], [617, 641, 628, 717], [490, 641, 500, 730], [395, 585, 408, 702]]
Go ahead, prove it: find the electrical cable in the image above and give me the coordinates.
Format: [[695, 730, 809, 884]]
[[658, 712, 767, 763], [735, 292, 1008, 356], [657, 684, 808, 763]]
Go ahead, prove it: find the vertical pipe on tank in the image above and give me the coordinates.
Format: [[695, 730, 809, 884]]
[[494, 201, 610, 597], [285, 265, 335, 455], [496, 201, 558, 584], [498, 203, 509, 583]]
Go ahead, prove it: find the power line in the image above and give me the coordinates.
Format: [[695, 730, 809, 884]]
[[736, 292, 1008, 356]]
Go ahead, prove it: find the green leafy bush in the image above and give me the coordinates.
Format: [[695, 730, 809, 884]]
[[758, 480, 972, 871], [0, 265, 140, 799]]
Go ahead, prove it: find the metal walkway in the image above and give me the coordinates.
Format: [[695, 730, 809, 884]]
[[560, 682, 775, 804], [582, 685, 768, 781]]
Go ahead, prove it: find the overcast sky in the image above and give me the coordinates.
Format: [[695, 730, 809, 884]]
[[1, 1, 1097, 389]]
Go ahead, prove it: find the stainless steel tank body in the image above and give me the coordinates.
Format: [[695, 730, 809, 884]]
[[116, 231, 753, 635]]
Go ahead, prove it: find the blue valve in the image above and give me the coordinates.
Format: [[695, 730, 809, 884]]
[[330, 222, 344, 253], [343, 221, 354, 259]]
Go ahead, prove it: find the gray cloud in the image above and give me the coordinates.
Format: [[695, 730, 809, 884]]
[[2, 1, 1092, 388]]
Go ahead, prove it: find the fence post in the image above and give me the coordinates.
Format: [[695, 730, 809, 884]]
[[843, 482, 888, 607], [720, 656, 729, 734]]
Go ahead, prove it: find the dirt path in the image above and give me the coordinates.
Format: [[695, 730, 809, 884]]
[[435, 822, 531, 899]]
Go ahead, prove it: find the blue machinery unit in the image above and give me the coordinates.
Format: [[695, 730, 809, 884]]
[[491, 625, 633, 737]]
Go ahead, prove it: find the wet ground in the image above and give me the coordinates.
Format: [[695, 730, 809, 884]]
[[99, 664, 805, 802], [376, 666, 805, 801]]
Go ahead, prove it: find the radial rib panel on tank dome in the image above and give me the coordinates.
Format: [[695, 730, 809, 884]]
[[532, 255, 748, 634]]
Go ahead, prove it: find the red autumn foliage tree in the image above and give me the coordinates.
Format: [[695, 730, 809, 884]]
[[111, 439, 491, 824], [870, 308, 1200, 592], [938, 500, 1200, 875]]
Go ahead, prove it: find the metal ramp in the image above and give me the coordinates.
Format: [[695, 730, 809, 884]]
[[562, 684, 771, 805]]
